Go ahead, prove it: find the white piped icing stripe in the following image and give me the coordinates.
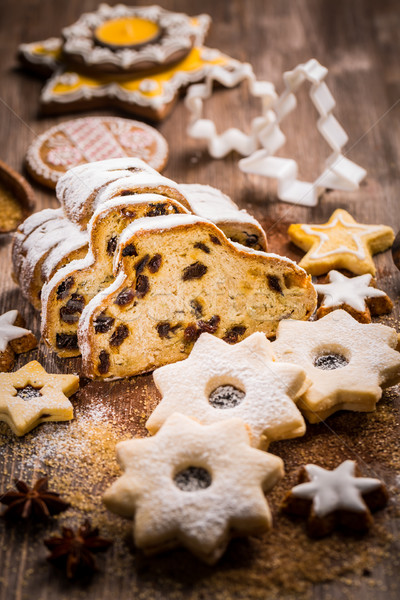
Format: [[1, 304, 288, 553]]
[[0, 310, 32, 352], [314, 270, 387, 312]]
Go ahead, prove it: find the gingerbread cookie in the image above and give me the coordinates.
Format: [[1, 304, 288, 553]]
[[61, 4, 210, 73], [103, 413, 284, 564], [315, 270, 392, 323], [0, 361, 78, 436], [0, 310, 37, 371], [0, 160, 35, 233], [272, 310, 400, 423], [288, 209, 394, 276], [26, 117, 168, 189], [281, 460, 389, 537], [18, 37, 62, 77], [147, 332, 307, 449]]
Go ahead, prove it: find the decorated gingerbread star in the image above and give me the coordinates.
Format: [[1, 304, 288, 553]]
[[103, 413, 283, 564], [281, 460, 388, 537], [0, 361, 78, 436], [0, 310, 37, 371], [314, 270, 392, 323], [147, 332, 308, 448], [272, 310, 400, 423], [288, 209, 394, 275]]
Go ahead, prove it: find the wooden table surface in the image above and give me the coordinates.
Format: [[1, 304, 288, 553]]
[[1, 1, 400, 599]]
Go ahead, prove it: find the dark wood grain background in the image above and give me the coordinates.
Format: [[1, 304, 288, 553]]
[[1, 1, 400, 599]]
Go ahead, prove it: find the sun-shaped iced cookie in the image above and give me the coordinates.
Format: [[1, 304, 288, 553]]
[[281, 460, 388, 537], [0, 361, 78, 436], [288, 209, 394, 275], [271, 310, 400, 423], [314, 270, 392, 323], [103, 413, 283, 564], [147, 332, 307, 448]]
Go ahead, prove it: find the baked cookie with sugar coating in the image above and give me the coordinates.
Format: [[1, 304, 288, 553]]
[[272, 310, 400, 423], [103, 413, 283, 564], [78, 213, 316, 379], [41, 194, 189, 357], [314, 270, 392, 323], [281, 460, 389, 537], [0, 310, 37, 371], [0, 361, 78, 436], [148, 332, 308, 449], [288, 209, 394, 276]]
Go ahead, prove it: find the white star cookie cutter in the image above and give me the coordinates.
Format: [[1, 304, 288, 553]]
[[271, 310, 400, 423], [185, 61, 277, 158], [239, 58, 367, 207], [103, 413, 284, 564], [147, 332, 308, 449]]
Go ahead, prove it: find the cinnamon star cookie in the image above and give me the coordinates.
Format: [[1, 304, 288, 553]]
[[103, 413, 284, 564], [147, 332, 308, 449], [0, 310, 37, 371]]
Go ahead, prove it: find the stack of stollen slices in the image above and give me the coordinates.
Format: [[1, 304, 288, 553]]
[[12, 157, 317, 377]]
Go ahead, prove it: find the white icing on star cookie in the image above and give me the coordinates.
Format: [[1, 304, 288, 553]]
[[0, 311, 31, 353], [147, 332, 308, 448], [103, 413, 284, 563], [314, 270, 387, 312], [272, 309, 400, 422]]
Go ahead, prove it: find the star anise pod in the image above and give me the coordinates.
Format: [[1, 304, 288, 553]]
[[44, 520, 113, 578], [0, 477, 69, 520]]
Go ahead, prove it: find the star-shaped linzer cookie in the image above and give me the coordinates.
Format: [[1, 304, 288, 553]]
[[272, 310, 400, 423], [281, 460, 389, 537], [0, 361, 79, 436], [147, 332, 308, 449], [103, 413, 284, 564], [288, 208, 394, 275]]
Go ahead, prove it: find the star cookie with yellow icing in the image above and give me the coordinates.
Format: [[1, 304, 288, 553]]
[[103, 413, 283, 564], [0, 361, 78, 436], [147, 332, 308, 449], [272, 310, 400, 423], [288, 208, 394, 275]]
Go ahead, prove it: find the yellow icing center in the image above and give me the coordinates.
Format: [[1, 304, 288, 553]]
[[95, 18, 161, 47]]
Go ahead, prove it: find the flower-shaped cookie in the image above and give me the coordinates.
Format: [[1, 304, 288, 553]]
[[271, 310, 400, 423], [314, 270, 392, 323], [281, 460, 388, 537], [288, 209, 394, 275], [103, 413, 284, 564], [0, 361, 78, 436], [147, 332, 307, 448]]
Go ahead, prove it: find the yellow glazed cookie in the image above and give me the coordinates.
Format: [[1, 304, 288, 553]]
[[288, 208, 394, 275], [103, 413, 284, 564], [0, 361, 78, 436]]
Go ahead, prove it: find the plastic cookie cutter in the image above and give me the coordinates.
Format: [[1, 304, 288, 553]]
[[185, 61, 277, 158], [239, 59, 367, 207]]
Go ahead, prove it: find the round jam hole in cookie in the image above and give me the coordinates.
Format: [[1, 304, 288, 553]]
[[209, 385, 245, 409], [314, 353, 349, 370], [174, 467, 212, 492]]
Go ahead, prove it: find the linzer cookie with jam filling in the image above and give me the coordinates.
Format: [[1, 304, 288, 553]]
[[103, 413, 284, 564], [148, 332, 308, 449], [272, 310, 400, 423], [0, 361, 78, 436], [288, 209, 394, 276], [281, 460, 389, 537], [26, 117, 169, 189], [0, 310, 37, 371], [41, 193, 189, 357], [78, 213, 316, 379], [314, 270, 392, 323]]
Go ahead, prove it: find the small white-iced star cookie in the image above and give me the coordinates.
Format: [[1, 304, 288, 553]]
[[282, 460, 388, 537], [0, 310, 37, 371], [288, 209, 394, 275], [315, 270, 392, 323], [0, 361, 78, 436], [272, 310, 400, 423], [103, 413, 284, 564], [147, 332, 308, 448]]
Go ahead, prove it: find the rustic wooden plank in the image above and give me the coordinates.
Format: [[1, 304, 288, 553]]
[[0, 0, 400, 598]]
